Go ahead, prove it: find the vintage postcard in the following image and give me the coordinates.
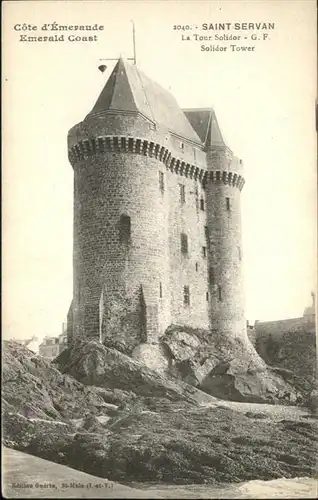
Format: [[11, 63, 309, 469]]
[[2, 0, 317, 498]]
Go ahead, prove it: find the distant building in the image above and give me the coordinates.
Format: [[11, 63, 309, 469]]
[[38, 325, 67, 360], [11, 336, 40, 354], [252, 294, 316, 380], [254, 293, 316, 342]]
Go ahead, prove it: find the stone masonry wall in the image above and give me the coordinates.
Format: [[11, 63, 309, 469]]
[[167, 171, 209, 329], [205, 148, 246, 342], [68, 111, 246, 349], [72, 150, 171, 349], [255, 316, 316, 381]]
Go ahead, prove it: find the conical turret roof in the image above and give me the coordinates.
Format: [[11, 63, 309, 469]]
[[87, 58, 202, 144], [89, 58, 138, 114], [183, 108, 227, 148]]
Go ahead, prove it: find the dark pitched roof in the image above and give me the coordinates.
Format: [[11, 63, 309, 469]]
[[87, 58, 201, 144], [183, 108, 226, 148], [182, 109, 211, 143]]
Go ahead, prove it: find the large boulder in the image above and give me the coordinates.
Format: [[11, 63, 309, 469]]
[[200, 367, 298, 404], [2, 341, 135, 421], [3, 411, 74, 462], [54, 340, 218, 407], [161, 326, 298, 404], [131, 343, 169, 375]]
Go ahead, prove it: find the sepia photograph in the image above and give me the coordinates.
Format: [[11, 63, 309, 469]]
[[2, 0, 317, 498]]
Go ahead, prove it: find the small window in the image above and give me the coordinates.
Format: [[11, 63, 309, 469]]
[[181, 233, 188, 255], [179, 184, 186, 204], [204, 226, 209, 239], [200, 198, 205, 211], [159, 171, 165, 193], [180, 142, 184, 150], [218, 285, 223, 301], [183, 286, 190, 306], [206, 291, 209, 301], [238, 245, 241, 260], [202, 246, 207, 258], [159, 282, 163, 299], [226, 197, 231, 211], [119, 214, 131, 244], [195, 262, 199, 272], [209, 267, 215, 286]]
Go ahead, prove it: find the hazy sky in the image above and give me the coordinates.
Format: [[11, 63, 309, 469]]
[[3, 0, 317, 340]]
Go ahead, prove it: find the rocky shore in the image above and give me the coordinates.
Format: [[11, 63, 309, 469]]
[[3, 447, 317, 499], [2, 339, 317, 489]]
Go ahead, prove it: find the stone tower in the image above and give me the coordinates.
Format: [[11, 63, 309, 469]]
[[67, 58, 246, 354], [185, 109, 246, 342]]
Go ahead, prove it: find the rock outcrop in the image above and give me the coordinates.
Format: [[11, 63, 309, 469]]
[[2, 340, 134, 422], [54, 339, 217, 406], [160, 326, 299, 404], [3, 340, 317, 485], [4, 400, 317, 485], [255, 317, 316, 387]]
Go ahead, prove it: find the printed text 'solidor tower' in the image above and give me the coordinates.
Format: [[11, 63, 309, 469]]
[[67, 58, 246, 354]]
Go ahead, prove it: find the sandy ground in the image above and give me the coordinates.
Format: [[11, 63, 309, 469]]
[[2, 447, 317, 499], [2, 447, 161, 499]]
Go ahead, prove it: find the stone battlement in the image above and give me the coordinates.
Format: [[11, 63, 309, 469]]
[[68, 135, 245, 190]]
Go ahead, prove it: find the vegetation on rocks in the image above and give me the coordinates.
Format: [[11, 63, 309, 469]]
[[3, 340, 318, 485], [2, 341, 135, 422], [255, 319, 316, 385]]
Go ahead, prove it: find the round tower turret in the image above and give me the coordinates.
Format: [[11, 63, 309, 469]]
[[67, 63, 248, 359], [203, 111, 246, 341], [67, 58, 203, 353]]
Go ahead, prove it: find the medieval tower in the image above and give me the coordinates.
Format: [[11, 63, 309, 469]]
[[67, 58, 246, 356]]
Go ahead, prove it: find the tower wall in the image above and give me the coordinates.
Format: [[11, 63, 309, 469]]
[[205, 148, 246, 340], [167, 171, 210, 328], [68, 115, 174, 351], [67, 95, 246, 350]]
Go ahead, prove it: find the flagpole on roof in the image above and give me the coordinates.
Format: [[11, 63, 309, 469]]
[[132, 20, 136, 65], [97, 21, 136, 72]]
